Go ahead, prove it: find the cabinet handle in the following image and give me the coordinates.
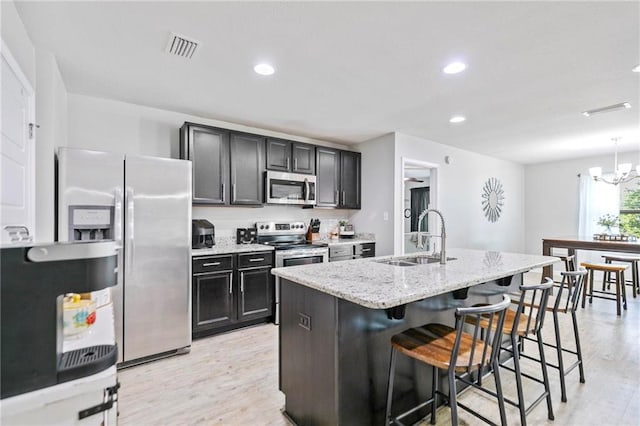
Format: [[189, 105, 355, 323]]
[[240, 273, 245, 293], [249, 257, 265, 262], [229, 273, 233, 294], [342, 191, 346, 205], [202, 262, 221, 267], [361, 249, 371, 252], [221, 183, 225, 203], [294, 158, 298, 170], [335, 190, 339, 204], [232, 183, 237, 201], [286, 157, 290, 170]]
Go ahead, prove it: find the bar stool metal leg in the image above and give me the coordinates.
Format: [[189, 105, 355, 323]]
[[385, 348, 397, 424], [431, 366, 438, 425], [536, 329, 554, 420], [510, 334, 528, 426], [572, 310, 586, 383], [615, 271, 621, 315], [447, 367, 458, 425], [552, 310, 567, 402]]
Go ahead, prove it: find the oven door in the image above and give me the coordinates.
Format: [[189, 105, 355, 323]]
[[274, 247, 328, 324], [265, 171, 317, 206]]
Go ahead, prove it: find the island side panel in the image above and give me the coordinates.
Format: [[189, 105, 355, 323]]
[[280, 278, 339, 425], [279, 274, 523, 426]]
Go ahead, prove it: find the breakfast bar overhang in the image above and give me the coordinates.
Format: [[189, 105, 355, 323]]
[[272, 249, 559, 425]]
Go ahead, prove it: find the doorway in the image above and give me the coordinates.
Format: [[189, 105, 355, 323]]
[[400, 158, 439, 255]]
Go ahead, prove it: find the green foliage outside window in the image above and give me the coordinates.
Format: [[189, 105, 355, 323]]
[[620, 183, 640, 237]]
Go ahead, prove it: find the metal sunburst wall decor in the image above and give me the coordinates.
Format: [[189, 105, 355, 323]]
[[481, 177, 505, 223]]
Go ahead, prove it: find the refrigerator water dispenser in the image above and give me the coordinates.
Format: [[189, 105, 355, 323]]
[[68, 206, 114, 241]]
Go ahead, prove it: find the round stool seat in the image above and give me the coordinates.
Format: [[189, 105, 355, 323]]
[[580, 262, 628, 272]]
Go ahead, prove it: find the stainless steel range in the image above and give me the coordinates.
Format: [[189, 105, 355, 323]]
[[256, 221, 328, 324]]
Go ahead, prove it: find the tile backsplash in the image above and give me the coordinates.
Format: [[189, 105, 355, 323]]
[[192, 205, 355, 239]]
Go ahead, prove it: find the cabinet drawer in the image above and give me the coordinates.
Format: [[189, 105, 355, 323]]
[[237, 251, 273, 269], [193, 255, 234, 274], [330, 245, 353, 258], [355, 243, 375, 257]]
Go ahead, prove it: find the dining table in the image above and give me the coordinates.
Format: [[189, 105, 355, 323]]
[[542, 236, 640, 279]]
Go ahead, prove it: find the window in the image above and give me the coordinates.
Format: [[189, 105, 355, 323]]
[[619, 181, 640, 237]]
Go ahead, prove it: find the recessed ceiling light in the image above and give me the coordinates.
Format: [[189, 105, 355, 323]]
[[254, 63, 275, 76], [633, 65, 640, 72], [443, 62, 467, 74], [449, 115, 466, 123]]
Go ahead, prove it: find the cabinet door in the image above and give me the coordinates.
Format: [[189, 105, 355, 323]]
[[292, 142, 315, 175], [266, 138, 291, 172], [180, 124, 229, 204], [193, 271, 235, 333], [340, 151, 361, 209], [230, 133, 265, 205], [316, 147, 340, 207], [238, 267, 273, 321]]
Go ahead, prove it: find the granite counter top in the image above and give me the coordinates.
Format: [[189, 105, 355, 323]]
[[192, 240, 273, 256], [271, 248, 559, 309]]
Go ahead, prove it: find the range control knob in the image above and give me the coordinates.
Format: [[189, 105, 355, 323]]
[[259, 225, 264, 229]]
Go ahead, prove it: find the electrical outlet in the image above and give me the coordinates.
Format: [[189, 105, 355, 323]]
[[298, 313, 311, 331], [383, 211, 389, 221]]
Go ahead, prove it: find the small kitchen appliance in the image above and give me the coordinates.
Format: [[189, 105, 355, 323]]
[[236, 227, 257, 244], [193, 219, 215, 248], [340, 224, 355, 238], [256, 221, 329, 324], [265, 171, 317, 206]]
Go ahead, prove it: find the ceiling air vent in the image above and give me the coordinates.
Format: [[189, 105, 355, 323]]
[[165, 32, 200, 59]]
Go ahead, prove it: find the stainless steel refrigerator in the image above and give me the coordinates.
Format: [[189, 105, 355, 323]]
[[57, 147, 192, 364]]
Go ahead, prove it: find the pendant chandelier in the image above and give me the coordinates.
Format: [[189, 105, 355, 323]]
[[589, 138, 640, 185]]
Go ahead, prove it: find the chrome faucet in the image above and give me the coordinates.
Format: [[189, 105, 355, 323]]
[[416, 208, 447, 264]]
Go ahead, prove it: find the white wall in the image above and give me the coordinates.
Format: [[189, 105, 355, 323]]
[[350, 133, 396, 255], [35, 49, 67, 242], [66, 94, 353, 237], [1, 1, 35, 87], [394, 133, 525, 254], [524, 150, 640, 255]]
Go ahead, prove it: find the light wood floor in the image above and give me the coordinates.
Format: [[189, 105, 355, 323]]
[[118, 272, 640, 425]]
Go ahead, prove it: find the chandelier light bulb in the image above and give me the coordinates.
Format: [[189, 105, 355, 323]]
[[590, 137, 640, 185]]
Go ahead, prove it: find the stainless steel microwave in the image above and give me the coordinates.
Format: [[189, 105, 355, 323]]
[[265, 171, 316, 206]]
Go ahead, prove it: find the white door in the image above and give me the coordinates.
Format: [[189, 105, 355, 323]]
[[0, 41, 35, 243]]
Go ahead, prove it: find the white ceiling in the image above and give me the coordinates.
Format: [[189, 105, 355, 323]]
[[14, 1, 640, 164]]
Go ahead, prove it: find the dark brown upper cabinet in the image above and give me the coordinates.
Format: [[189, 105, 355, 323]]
[[229, 132, 265, 205], [316, 147, 340, 207], [180, 123, 264, 206], [266, 138, 316, 175], [315, 148, 361, 209], [180, 123, 229, 204], [339, 151, 361, 209]]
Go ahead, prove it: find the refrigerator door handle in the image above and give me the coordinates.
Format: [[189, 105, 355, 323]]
[[126, 187, 135, 273], [114, 189, 123, 243]]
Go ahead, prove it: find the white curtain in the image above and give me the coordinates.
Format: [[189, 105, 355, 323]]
[[578, 174, 620, 236], [578, 174, 620, 262]]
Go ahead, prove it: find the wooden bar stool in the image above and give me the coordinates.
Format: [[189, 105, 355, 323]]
[[581, 262, 628, 315], [385, 295, 511, 426], [601, 254, 640, 298], [472, 279, 555, 426]]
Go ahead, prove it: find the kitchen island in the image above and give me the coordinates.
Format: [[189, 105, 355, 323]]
[[271, 248, 559, 426]]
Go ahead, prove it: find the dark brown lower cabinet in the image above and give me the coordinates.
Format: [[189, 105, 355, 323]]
[[238, 266, 273, 321], [192, 251, 273, 338]]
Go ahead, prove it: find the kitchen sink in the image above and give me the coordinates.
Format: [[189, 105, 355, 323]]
[[378, 260, 418, 267], [410, 256, 457, 264], [376, 256, 457, 266]]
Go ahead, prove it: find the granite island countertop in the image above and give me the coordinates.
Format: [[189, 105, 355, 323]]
[[271, 248, 560, 309]]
